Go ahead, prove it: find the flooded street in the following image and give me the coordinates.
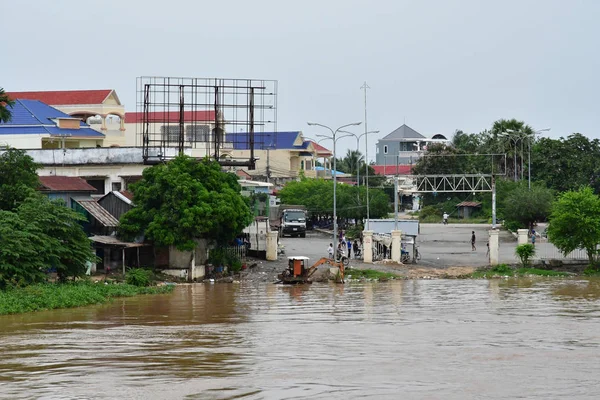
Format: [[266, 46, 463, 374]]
[[1, 278, 600, 399]]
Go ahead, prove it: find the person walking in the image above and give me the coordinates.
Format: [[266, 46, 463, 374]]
[[471, 231, 476, 251], [347, 239, 352, 258], [443, 212, 449, 225], [531, 230, 536, 247]]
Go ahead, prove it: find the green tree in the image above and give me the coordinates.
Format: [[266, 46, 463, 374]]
[[336, 149, 364, 176], [118, 156, 253, 250], [18, 197, 95, 281], [531, 134, 600, 193], [0, 148, 40, 211], [0, 211, 48, 288], [548, 187, 600, 265], [503, 183, 553, 229], [0, 196, 94, 287], [0, 88, 15, 123], [278, 177, 389, 222]]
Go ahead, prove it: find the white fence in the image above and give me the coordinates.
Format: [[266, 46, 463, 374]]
[[534, 241, 588, 261]]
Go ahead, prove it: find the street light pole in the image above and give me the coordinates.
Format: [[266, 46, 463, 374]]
[[308, 121, 362, 246], [508, 128, 550, 189], [501, 132, 520, 182], [339, 130, 380, 187]]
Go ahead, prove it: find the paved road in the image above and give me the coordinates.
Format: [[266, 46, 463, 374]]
[[279, 224, 538, 269]]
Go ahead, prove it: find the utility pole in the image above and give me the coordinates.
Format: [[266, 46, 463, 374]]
[[361, 81, 371, 229], [394, 175, 399, 230], [266, 147, 271, 183]]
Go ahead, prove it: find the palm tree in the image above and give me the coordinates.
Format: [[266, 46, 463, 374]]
[[337, 149, 364, 176], [0, 87, 15, 123]]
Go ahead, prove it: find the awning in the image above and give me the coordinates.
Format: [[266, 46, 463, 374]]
[[89, 235, 146, 248], [73, 199, 119, 228]]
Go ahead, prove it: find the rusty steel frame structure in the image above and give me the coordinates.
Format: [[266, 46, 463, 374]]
[[137, 76, 277, 168]]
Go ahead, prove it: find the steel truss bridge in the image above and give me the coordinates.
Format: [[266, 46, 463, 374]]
[[413, 174, 494, 193]]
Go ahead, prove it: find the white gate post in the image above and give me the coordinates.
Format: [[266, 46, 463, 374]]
[[363, 231, 374, 263], [517, 229, 528, 245], [266, 231, 278, 261], [391, 230, 402, 263], [489, 229, 500, 266]]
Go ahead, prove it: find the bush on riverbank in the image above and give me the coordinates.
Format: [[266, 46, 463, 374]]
[[470, 264, 569, 278], [0, 282, 174, 315], [345, 268, 399, 281]]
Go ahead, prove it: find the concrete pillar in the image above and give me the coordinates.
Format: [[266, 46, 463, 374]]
[[489, 229, 500, 266], [363, 230, 374, 263], [101, 115, 107, 131], [119, 115, 126, 131], [517, 229, 528, 245], [266, 231, 278, 261], [391, 230, 402, 263]]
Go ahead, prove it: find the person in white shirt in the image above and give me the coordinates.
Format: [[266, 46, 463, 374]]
[[443, 212, 449, 225], [327, 243, 334, 259]]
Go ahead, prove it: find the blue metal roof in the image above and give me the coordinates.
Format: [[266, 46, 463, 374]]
[[227, 131, 306, 150], [0, 99, 104, 137]]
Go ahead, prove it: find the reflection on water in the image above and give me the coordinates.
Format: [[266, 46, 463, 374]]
[[0, 278, 599, 399]]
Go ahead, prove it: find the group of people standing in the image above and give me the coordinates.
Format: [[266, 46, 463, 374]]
[[327, 230, 362, 260]]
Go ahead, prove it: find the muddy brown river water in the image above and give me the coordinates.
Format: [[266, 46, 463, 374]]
[[1, 278, 599, 399]]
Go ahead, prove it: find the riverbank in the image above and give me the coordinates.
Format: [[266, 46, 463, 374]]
[[0, 282, 175, 315]]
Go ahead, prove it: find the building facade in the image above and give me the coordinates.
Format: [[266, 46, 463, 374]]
[[375, 124, 448, 166]]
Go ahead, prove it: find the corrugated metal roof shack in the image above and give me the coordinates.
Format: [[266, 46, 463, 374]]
[[456, 201, 482, 219], [89, 236, 151, 275], [98, 191, 134, 220], [72, 198, 119, 236]]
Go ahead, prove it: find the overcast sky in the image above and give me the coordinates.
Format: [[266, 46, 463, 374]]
[[4, 0, 599, 160]]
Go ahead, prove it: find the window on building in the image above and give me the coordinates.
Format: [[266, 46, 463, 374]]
[[186, 124, 210, 142], [160, 125, 181, 143], [376, 147, 380, 154], [85, 178, 106, 195], [383, 145, 388, 154], [112, 182, 122, 192]]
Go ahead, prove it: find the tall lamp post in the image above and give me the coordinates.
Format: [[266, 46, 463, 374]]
[[507, 128, 550, 189], [500, 132, 521, 182], [308, 121, 362, 245], [339, 129, 380, 187]]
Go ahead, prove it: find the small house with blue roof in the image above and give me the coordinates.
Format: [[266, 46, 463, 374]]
[[0, 99, 105, 149], [228, 131, 334, 181]]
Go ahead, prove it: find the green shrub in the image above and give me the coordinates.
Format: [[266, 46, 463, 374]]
[[419, 205, 441, 221], [491, 264, 513, 275], [126, 268, 153, 287], [503, 220, 522, 232], [584, 264, 600, 276], [515, 244, 536, 267], [230, 260, 243, 273]]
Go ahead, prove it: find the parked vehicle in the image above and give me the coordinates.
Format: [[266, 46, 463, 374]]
[[277, 205, 307, 238]]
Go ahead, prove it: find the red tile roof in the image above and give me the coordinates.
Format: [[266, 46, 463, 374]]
[[7, 90, 113, 105], [309, 141, 332, 156], [39, 176, 98, 192], [124, 110, 216, 124], [371, 165, 413, 176]]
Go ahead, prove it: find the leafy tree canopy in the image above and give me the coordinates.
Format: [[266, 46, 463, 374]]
[[531, 134, 600, 194], [118, 156, 253, 250], [502, 183, 553, 228], [0, 196, 95, 288], [278, 178, 389, 221], [548, 186, 600, 265], [0, 148, 40, 211]]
